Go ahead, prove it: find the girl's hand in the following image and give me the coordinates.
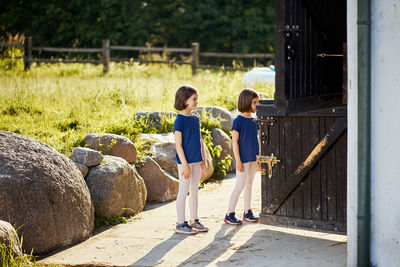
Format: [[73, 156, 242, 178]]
[[256, 161, 261, 171], [182, 163, 191, 179], [236, 161, 244, 172], [201, 161, 206, 173]]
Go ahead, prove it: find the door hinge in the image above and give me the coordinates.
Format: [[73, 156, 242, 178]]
[[279, 25, 302, 37]]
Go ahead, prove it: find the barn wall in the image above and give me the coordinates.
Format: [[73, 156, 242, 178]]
[[348, 1, 400, 266], [370, 0, 400, 265]]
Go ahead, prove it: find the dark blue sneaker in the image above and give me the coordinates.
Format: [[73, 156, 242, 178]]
[[190, 219, 209, 232], [243, 209, 259, 222], [176, 221, 197, 234], [224, 212, 242, 225]]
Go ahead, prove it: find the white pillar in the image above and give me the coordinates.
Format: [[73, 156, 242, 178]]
[[347, 0, 358, 266], [370, 1, 400, 265]]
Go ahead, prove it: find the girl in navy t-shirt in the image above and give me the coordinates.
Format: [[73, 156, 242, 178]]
[[224, 89, 261, 225], [173, 85, 208, 234]]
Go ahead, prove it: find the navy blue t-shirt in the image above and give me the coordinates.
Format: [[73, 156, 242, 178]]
[[173, 113, 203, 164], [232, 115, 259, 163]]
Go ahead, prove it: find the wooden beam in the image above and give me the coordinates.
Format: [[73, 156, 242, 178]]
[[259, 213, 346, 232], [266, 117, 347, 214], [32, 47, 101, 53], [110, 45, 192, 53], [199, 52, 274, 58]]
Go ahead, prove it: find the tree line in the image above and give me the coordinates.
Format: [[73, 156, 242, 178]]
[[1, 0, 275, 54]]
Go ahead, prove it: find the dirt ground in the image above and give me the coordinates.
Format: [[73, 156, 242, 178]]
[[39, 172, 347, 267]]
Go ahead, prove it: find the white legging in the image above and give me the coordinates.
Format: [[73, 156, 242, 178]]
[[228, 161, 258, 213], [176, 162, 202, 224]]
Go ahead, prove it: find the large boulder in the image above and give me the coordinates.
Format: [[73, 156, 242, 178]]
[[195, 106, 233, 133], [0, 131, 94, 254], [211, 128, 235, 173], [84, 133, 137, 163], [137, 157, 179, 202], [86, 156, 147, 217], [0, 220, 22, 258], [134, 111, 177, 130]]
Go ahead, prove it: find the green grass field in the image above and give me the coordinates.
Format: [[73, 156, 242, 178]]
[[0, 59, 274, 157]]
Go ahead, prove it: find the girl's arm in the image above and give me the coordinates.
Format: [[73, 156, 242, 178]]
[[232, 130, 244, 172], [174, 131, 191, 179]]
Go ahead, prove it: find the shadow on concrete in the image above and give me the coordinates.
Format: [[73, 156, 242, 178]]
[[175, 223, 243, 267], [214, 228, 346, 267], [131, 232, 190, 266]]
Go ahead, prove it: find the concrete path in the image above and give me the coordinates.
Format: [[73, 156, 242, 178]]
[[40, 172, 347, 267]]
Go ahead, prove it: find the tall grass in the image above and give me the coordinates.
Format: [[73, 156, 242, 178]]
[[0, 234, 43, 267], [0, 59, 274, 156]]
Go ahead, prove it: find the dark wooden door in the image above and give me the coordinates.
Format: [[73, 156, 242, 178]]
[[258, 0, 348, 232], [258, 111, 347, 232], [274, 0, 347, 113]]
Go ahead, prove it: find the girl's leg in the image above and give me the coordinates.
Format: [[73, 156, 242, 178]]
[[188, 162, 202, 222], [243, 161, 258, 211], [227, 164, 248, 213], [176, 164, 191, 224]]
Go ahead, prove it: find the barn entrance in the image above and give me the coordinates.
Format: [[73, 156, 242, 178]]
[[257, 0, 347, 232]]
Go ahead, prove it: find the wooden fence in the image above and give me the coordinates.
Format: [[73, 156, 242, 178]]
[[0, 37, 274, 75]]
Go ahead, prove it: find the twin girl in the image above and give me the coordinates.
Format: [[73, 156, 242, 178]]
[[173, 85, 260, 234]]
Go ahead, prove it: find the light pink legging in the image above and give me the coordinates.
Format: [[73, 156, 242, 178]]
[[228, 161, 258, 213], [176, 162, 202, 224]]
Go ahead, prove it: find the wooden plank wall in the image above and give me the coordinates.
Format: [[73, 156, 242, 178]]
[[278, 0, 346, 101], [261, 116, 347, 226]]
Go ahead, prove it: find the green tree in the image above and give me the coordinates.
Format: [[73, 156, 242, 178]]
[[1, 0, 274, 54]]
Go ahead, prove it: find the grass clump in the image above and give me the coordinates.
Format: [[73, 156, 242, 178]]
[[0, 245, 38, 267], [94, 216, 128, 228], [0, 230, 48, 267]]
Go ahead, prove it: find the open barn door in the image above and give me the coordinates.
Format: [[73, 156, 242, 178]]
[[257, 0, 347, 232]]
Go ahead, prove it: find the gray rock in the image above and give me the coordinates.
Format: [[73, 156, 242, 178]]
[[140, 133, 178, 178], [137, 157, 179, 202], [84, 133, 137, 163], [134, 111, 177, 130], [195, 106, 233, 132], [70, 147, 103, 167], [140, 132, 175, 144], [211, 128, 235, 173], [74, 162, 89, 178], [230, 108, 240, 118], [0, 131, 94, 254], [0, 220, 22, 258], [86, 156, 147, 217]]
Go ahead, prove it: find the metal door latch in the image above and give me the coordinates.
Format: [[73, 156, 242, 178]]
[[257, 153, 280, 179], [317, 53, 343, 57]]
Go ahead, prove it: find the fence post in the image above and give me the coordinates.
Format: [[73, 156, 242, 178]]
[[24, 36, 32, 71], [191, 42, 199, 75], [102, 39, 110, 73]]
